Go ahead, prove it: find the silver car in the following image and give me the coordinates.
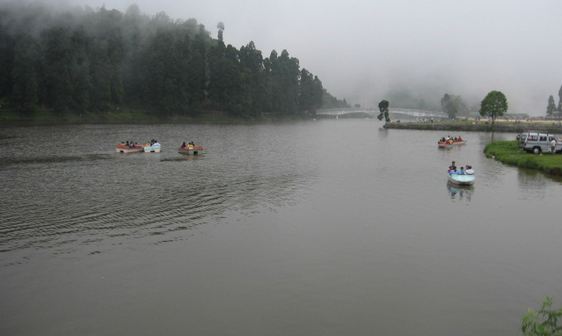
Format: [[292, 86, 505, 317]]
[[521, 132, 562, 154]]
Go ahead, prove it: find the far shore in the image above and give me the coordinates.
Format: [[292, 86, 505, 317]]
[[384, 118, 562, 133], [0, 110, 314, 127]]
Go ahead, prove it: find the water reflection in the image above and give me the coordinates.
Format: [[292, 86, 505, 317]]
[[160, 155, 205, 162], [446, 182, 473, 202], [516, 168, 548, 199], [0, 154, 112, 167]]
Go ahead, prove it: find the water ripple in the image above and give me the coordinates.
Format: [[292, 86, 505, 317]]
[[0, 126, 314, 257]]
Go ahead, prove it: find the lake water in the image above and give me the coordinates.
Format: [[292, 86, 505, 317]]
[[1, 120, 561, 336]]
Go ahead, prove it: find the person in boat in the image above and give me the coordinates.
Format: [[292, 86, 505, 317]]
[[449, 161, 457, 171], [465, 165, 474, 175], [448, 161, 457, 174], [458, 167, 465, 175], [457, 136, 463, 142], [181, 141, 187, 149]]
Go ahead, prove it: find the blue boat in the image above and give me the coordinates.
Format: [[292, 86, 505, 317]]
[[448, 173, 475, 186]]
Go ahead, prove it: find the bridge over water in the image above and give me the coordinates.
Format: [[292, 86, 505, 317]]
[[316, 107, 447, 119]]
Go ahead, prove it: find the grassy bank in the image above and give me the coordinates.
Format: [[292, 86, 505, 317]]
[[384, 119, 562, 133], [484, 141, 562, 176]]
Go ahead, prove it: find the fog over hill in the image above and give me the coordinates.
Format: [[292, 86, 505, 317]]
[[25, 0, 562, 114]]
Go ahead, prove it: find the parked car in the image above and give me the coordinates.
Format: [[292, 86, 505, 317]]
[[519, 131, 562, 154]]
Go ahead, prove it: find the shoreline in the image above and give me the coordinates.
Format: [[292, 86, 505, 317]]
[[0, 111, 313, 127], [484, 141, 562, 177], [384, 120, 562, 133]]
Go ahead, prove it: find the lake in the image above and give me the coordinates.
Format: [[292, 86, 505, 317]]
[[1, 120, 561, 336]]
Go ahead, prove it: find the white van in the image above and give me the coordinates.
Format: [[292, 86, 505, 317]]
[[520, 132, 562, 154]]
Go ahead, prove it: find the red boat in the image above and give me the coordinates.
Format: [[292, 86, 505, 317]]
[[116, 143, 144, 153], [178, 143, 206, 155], [438, 138, 466, 148]]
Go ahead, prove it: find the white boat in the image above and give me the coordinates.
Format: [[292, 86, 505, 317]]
[[144, 142, 161, 153], [448, 173, 475, 186]]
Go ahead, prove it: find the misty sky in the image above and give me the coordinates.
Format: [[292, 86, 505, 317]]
[[44, 0, 562, 113]]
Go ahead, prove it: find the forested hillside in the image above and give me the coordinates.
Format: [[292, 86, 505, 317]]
[[0, 2, 347, 121]]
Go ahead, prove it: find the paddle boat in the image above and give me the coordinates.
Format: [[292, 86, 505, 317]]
[[438, 137, 466, 148], [448, 171, 475, 186], [143, 142, 161, 153], [178, 142, 206, 155], [116, 142, 144, 153]]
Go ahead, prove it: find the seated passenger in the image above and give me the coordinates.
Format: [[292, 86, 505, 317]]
[[181, 142, 186, 148], [459, 167, 465, 175], [448, 161, 457, 172]]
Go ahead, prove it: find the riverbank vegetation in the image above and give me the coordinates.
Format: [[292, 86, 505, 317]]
[[384, 119, 562, 133], [0, 2, 348, 124], [522, 297, 562, 336], [484, 141, 562, 176]]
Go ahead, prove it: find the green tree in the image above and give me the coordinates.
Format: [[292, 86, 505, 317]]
[[239, 41, 265, 117], [217, 22, 224, 42], [547, 95, 556, 116], [441, 93, 467, 119], [11, 34, 39, 114], [480, 90, 508, 127], [0, 14, 15, 102], [558, 85, 562, 112], [41, 26, 75, 114], [321, 90, 349, 108], [522, 297, 562, 336]]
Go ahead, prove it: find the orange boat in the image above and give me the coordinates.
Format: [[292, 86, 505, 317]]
[[116, 143, 144, 153], [178, 143, 206, 155], [438, 138, 466, 148]]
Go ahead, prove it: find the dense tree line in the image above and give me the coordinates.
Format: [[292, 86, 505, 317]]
[[0, 2, 343, 119]]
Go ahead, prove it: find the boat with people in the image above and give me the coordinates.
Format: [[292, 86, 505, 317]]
[[448, 173, 475, 186], [438, 136, 466, 148], [143, 139, 161, 153], [178, 141, 206, 155], [447, 161, 475, 186], [116, 141, 144, 153]]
